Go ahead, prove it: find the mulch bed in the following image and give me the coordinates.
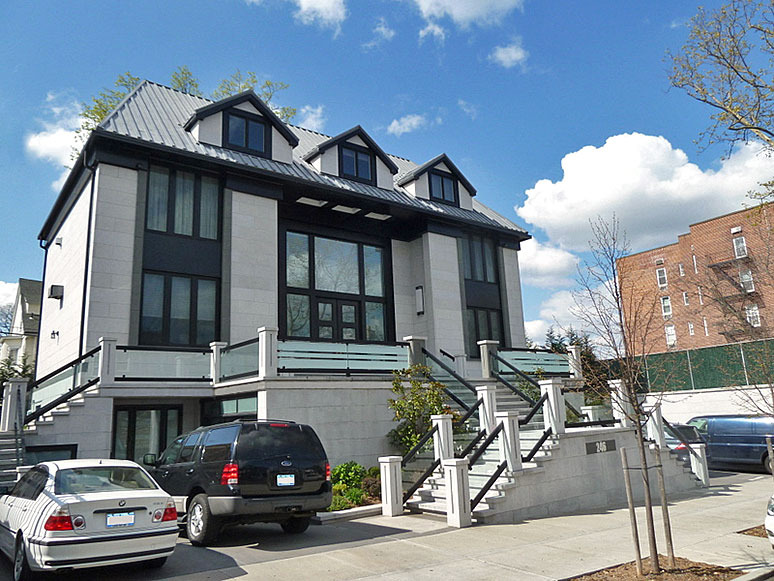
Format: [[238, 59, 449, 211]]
[[569, 556, 743, 580], [738, 524, 767, 538]]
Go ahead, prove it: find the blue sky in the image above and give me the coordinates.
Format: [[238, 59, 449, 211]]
[[2, 0, 772, 342]]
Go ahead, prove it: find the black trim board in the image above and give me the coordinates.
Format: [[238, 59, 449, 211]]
[[44, 546, 175, 567]]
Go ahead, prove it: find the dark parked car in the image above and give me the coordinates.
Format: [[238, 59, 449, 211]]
[[663, 424, 709, 464], [687, 415, 774, 473], [144, 419, 332, 545]]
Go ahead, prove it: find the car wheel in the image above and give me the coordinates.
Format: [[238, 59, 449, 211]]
[[186, 494, 220, 546], [144, 556, 168, 569], [281, 517, 311, 534], [13, 538, 33, 581]]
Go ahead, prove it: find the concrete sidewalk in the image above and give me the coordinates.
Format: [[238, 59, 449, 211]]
[[13, 470, 774, 580]]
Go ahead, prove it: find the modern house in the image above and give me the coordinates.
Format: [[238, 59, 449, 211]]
[[0, 278, 41, 368], [26, 81, 531, 466]]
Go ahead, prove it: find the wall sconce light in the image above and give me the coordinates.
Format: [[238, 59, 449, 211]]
[[50, 331, 59, 340], [415, 285, 425, 316]]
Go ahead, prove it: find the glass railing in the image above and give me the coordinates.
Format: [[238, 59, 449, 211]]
[[220, 338, 260, 381], [278, 341, 408, 374], [115, 346, 211, 381], [28, 348, 100, 413]]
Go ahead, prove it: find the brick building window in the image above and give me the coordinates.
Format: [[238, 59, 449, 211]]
[[688, 322, 694, 336], [703, 317, 709, 335], [740, 269, 754, 293], [733, 236, 748, 259], [678, 263, 685, 276], [745, 304, 761, 327], [682, 291, 689, 306], [660, 296, 672, 318], [656, 267, 667, 289], [665, 324, 676, 347]]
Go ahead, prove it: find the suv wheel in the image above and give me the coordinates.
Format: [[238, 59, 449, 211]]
[[281, 516, 311, 534], [186, 494, 220, 546]]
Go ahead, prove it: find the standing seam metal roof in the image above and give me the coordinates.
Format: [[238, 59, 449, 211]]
[[98, 81, 527, 235]]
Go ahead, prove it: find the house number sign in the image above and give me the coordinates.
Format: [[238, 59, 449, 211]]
[[585, 439, 616, 455]]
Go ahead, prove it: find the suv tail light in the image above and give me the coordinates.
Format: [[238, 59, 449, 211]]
[[221, 463, 239, 486], [45, 507, 74, 531], [675, 443, 687, 451], [325, 462, 331, 481]]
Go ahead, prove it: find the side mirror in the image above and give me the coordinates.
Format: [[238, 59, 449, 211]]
[[143, 453, 158, 467]]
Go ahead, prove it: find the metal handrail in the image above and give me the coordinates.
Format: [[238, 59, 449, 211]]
[[28, 345, 101, 390], [520, 391, 549, 426], [439, 349, 456, 361], [454, 398, 482, 427], [523, 427, 553, 463], [25, 377, 100, 426], [457, 429, 487, 459], [662, 417, 700, 459], [468, 422, 504, 468], [118, 345, 210, 354], [402, 424, 438, 467], [491, 352, 541, 389], [422, 348, 477, 394], [471, 461, 507, 511], [445, 389, 470, 412], [493, 371, 536, 406], [14, 385, 23, 466], [565, 419, 616, 428], [402, 458, 440, 503]]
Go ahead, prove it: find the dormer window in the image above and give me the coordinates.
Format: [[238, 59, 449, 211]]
[[224, 111, 271, 157], [340, 144, 374, 184], [429, 170, 458, 205]]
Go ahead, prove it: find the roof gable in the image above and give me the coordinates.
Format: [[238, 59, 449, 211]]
[[301, 125, 399, 175], [183, 89, 299, 147], [396, 153, 477, 196]]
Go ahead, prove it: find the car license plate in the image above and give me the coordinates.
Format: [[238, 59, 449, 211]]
[[277, 474, 295, 487], [106, 511, 135, 528]]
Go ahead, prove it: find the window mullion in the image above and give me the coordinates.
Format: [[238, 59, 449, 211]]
[[167, 170, 175, 233], [162, 275, 171, 345]]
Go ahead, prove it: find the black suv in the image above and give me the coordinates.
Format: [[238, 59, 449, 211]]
[[144, 420, 332, 545]]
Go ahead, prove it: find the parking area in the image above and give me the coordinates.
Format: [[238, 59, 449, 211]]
[[3, 469, 773, 580]]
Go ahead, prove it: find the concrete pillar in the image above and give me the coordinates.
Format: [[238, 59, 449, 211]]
[[258, 326, 278, 379], [646, 405, 666, 448], [1, 379, 28, 432], [609, 379, 634, 428], [402, 336, 427, 367], [690, 443, 710, 487], [98, 337, 117, 386], [568, 345, 583, 379], [379, 456, 404, 516], [477, 340, 499, 379], [476, 385, 497, 434], [452, 351, 467, 378], [431, 414, 454, 472], [539, 378, 566, 435], [209, 341, 228, 384], [495, 410, 522, 471], [443, 457, 472, 528]]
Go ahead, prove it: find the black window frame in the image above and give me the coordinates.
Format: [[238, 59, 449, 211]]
[[139, 270, 221, 347], [280, 225, 394, 344], [223, 110, 272, 158], [145, 165, 222, 242], [465, 306, 505, 359], [111, 404, 184, 462], [429, 169, 459, 206], [339, 143, 376, 185]]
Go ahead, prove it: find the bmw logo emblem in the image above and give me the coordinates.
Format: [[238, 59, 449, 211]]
[[118, 500, 126, 507]]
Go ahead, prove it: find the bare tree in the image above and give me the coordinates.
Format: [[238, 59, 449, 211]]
[[0, 304, 12, 336], [572, 216, 670, 573]]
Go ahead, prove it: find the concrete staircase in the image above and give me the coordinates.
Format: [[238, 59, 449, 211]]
[[0, 432, 20, 487]]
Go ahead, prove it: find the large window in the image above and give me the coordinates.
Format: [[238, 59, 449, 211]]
[[459, 234, 503, 356], [656, 267, 667, 289], [460, 235, 497, 283], [429, 170, 458, 205], [140, 272, 219, 346], [284, 231, 389, 342], [734, 236, 748, 258], [224, 111, 270, 156], [146, 167, 220, 240], [746, 304, 761, 327], [339, 145, 374, 184]]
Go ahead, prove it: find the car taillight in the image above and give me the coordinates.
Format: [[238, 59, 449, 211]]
[[162, 499, 177, 522], [45, 507, 74, 531], [325, 462, 331, 481], [675, 443, 686, 450], [270, 423, 289, 427], [221, 463, 239, 485]]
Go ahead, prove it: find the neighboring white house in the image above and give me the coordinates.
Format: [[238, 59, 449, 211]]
[[29, 81, 530, 465], [0, 278, 41, 368]]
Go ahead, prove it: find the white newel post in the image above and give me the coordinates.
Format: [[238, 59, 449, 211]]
[[1, 379, 28, 432], [646, 404, 666, 448], [495, 411, 522, 471], [608, 379, 634, 428], [690, 443, 710, 487], [258, 326, 278, 379], [568, 345, 583, 380], [476, 385, 498, 435], [443, 457, 472, 528], [477, 340, 499, 379], [402, 336, 427, 367], [431, 414, 454, 473], [98, 337, 117, 386], [209, 341, 228, 384], [379, 456, 404, 516], [452, 352, 467, 378], [539, 378, 566, 435]]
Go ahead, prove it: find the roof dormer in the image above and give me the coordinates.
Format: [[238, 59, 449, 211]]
[[302, 126, 398, 189], [397, 154, 476, 210], [184, 90, 299, 164]]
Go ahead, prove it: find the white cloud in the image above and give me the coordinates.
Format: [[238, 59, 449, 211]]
[[457, 99, 478, 120], [363, 17, 396, 48], [488, 38, 529, 69], [0, 282, 17, 306], [298, 105, 326, 132], [246, 0, 347, 32], [412, 0, 524, 27], [516, 133, 774, 252], [518, 239, 578, 288], [24, 92, 81, 191], [525, 289, 586, 344], [387, 113, 427, 137], [419, 21, 446, 43]]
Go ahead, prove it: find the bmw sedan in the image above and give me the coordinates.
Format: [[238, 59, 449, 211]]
[[0, 459, 178, 580]]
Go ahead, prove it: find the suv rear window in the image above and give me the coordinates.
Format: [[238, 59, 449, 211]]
[[201, 426, 240, 463], [671, 425, 701, 441], [238, 424, 325, 460]]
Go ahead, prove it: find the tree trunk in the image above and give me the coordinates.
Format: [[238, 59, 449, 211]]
[[634, 422, 660, 573]]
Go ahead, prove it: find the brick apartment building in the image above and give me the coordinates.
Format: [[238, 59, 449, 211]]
[[618, 205, 773, 355]]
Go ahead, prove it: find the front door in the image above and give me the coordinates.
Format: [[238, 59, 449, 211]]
[[315, 300, 359, 342], [112, 406, 183, 462]]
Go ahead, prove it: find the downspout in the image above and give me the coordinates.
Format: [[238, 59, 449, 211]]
[[78, 158, 98, 359], [32, 239, 48, 382]]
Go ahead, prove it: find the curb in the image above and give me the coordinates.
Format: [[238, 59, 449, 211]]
[[312, 504, 383, 525], [736, 568, 774, 581]]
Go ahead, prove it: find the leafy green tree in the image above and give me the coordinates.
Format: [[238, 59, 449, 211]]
[[211, 70, 297, 120], [170, 65, 202, 96], [0, 356, 34, 393], [0, 304, 13, 336]]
